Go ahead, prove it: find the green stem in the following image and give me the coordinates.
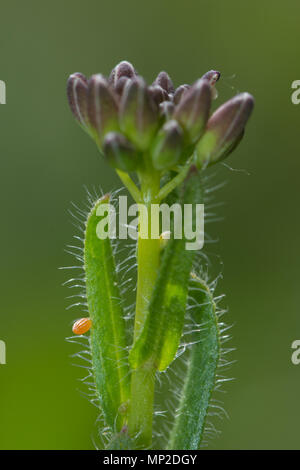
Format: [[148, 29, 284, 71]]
[[116, 169, 141, 202], [157, 160, 192, 201], [134, 169, 161, 338], [128, 169, 161, 448]]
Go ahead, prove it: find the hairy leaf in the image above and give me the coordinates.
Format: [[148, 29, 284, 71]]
[[168, 276, 220, 449], [84, 194, 129, 430]]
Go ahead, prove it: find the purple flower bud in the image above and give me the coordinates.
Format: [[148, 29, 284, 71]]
[[151, 120, 183, 171], [87, 74, 119, 145], [148, 85, 169, 105], [174, 79, 211, 143], [119, 78, 159, 150], [201, 70, 220, 86], [208, 92, 254, 142], [196, 92, 254, 167], [201, 70, 221, 99], [159, 101, 175, 120], [153, 71, 175, 94], [67, 73, 88, 126], [109, 61, 136, 87], [114, 76, 129, 96], [103, 132, 140, 172], [173, 84, 190, 105]]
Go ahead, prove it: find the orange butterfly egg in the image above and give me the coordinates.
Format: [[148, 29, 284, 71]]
[[72, 317, 92, 335]]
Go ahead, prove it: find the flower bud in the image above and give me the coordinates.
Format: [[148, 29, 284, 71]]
[[103, 132, 140, 172], [173, 84, 190, 105], [109, 60, 136, 87], [148, 85, 169, 105], [87, 75, 119, 145], [174, 79, 211, 143], [196, 92, 254, 167], [159, 101, 175, 120], [153, 71, 174, 94], [119, 78, 159, 150], [201, 70, 220, 85], [151, 120, 183, 171], [201, 70, 220, 99], [67, 73, 88, 127], [114, 76, 129, 96]]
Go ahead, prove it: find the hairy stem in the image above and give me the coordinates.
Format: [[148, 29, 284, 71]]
[[128, 169, 161, 448]]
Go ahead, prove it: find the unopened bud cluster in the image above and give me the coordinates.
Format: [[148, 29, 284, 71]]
[[67, 61, 254, 173]]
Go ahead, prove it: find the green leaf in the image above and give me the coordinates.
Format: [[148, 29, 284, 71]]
[[106, 428, 134, 450], [84, 194, 130, 430], [168, 276, 220, 450], [129, 167, 203, 371]]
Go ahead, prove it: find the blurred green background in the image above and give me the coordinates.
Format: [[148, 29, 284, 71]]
[[0, 0, 299, 449]]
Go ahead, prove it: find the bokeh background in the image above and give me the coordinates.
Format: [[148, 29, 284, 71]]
[[1, 0, 300, 449]]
